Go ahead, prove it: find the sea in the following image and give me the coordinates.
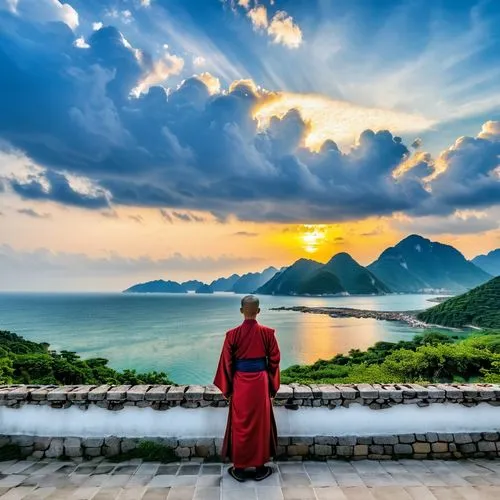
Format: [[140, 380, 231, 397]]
[[0, 292, 457, 384]]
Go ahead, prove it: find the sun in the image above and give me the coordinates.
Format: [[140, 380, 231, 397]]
[[301, 225, 327, 253]]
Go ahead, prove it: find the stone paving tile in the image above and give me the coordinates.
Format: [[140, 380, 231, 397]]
[[2, 458, 500, 499], [193, 486, 220, 500], [142, 488, 170, 500], [167, 486, 196, 499]]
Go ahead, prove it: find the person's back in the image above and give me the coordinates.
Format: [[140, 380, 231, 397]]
[[214, 295, 281, 482]]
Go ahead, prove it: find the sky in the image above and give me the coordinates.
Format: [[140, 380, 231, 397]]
[[0, 0, 499, 291]]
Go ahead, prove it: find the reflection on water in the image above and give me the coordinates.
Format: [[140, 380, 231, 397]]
[[0, 292, 453, 383]]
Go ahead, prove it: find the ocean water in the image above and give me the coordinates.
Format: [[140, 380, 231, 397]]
[[0, 292, 452, 384]]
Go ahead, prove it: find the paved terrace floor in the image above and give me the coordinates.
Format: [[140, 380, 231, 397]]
[[1, 458, 500, 499]]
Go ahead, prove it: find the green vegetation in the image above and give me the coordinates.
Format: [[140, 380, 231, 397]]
[[417, 277, 500, 329], [282, 330, 500, 384], [0, 330, 173, 385]]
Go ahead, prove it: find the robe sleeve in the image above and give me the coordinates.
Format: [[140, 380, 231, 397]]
[[267, 330, 281, 398], [213, 332, 233, 398]]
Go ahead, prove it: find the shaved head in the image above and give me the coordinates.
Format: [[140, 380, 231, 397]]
[[240, 295, 260, 318]]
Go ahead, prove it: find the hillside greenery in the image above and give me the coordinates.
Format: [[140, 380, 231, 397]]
[[417, 277, 500, 329], [282, 330, 500, 385], [0, 331, 173, 385]]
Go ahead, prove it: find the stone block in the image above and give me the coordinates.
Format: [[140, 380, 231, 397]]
[[454, 433, 473, 444], [291, 437, 314, 445], [478, 441, 497, 452], [126, 385, 151, 401], [82, 438, 104, 448], [426, 433, 438, 443], [290, 383, 313, 399], [67, 385, 96, 401], [65, 446, 82, 457], [275, 385, 293, 399], [185, 385, 205, 400], [103, 436, 121, 456], [336, 385, 357, 400], [178, 438, 197, 447], [315, 436, 337, 446], [176, 447, 191, 458], [288, 445, 309, 456], [11, 435, 34, 447], [204, 384, 224, 401], [394, 444, 413, 455], [398, 434, 416, 444], [166, 385, 187, 401], [459, 443, 477, 454], [483, 432, 499, 441], [356, 437, 373, 445], [431, 443, 448, 453], [85, 447, 102, 457], [373, 435, 398, 445], [32, 451, 44, 459], [337, 436, 356, 446], [47, 386, 76, 401], [278, 437, 290, 446], [121, 439, 138, 454], [107, 385, 131, 401], [412, 443, 431, 454], [336, 445, 353, 456], [357, 384, 378, 399], [438, 433, 454, 442], [7, 386, 29, 400], [31, 386, 57, 401], [88, 385, 111, 401], [369, 445, 384, 455], [354, 445, 368, 456], [313, 444, 331, 456], [45, 438, 64, 458]]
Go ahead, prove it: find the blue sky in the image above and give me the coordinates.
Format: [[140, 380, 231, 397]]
[[0, 0, 499, 290]]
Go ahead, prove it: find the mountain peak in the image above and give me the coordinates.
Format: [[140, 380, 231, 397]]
[[327, 252, 359, 265]]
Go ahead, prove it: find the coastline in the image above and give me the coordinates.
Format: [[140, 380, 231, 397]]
[[270, 306, 430, 328]]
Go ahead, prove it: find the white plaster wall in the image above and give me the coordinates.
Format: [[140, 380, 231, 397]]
[[1, 404, 500, 438]]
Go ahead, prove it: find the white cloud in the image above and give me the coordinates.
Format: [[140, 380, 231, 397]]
[[247, 5, 268, 30], [0, 0, 79, 29], [92, 21, 103, 31], [246, 5, 303, 49], [268, 11, 303, 48], [196, 72, 221, 95], [193, 56, 206, 67], [74, 36, 89, 49], [132, 49, 185, 96], [140, 0, 151, 7]]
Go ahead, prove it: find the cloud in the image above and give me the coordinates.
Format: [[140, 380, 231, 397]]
[[17, 208, 51, 219], [132, 49, 184, 96], [192, 55, 206, 67], [233, 231, 258, 237], [128, 214, 143, 223], [172, 211, 205, 223], [10, 171, 110, 210], [92, 21, 103, 30], [0, 12, 498, 224], [393, 209, 500, 235], [247, 5, 268, 30], [246, 5, 303, 49], [268, 11, 303, 49], [74, 36, 90, 49], [0, 0, 79, 29], [0, 245, 263, 291]]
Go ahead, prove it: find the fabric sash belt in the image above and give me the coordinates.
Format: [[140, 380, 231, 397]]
[[234, 357, 267, 372]]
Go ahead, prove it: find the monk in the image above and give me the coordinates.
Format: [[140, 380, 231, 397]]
[[214, 295, 281, 482]]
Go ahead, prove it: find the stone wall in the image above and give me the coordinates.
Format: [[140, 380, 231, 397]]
[[2, 383, 500, 461]]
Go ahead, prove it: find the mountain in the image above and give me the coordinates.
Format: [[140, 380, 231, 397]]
[[473, 249, 500, 277], [195, 284, 214, 294], [209, 274, 240, 292], [256, 258, 323, 295], [231, 267, 279, 293], [123, 279, 186, 293], [182, 280, 205, 290], [417, 277, 500, 329], [323, 253, 391, 294], [367, 235, 492, 293], [296, 270, 345, 295]]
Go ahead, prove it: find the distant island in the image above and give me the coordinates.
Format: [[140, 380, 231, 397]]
[[123, 234, 496, 296]]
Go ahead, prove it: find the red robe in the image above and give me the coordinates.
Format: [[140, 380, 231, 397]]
[[214, 318, 281, 468]]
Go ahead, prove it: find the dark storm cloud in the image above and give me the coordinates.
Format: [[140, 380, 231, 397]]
[[0, 8, 499, 222]]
